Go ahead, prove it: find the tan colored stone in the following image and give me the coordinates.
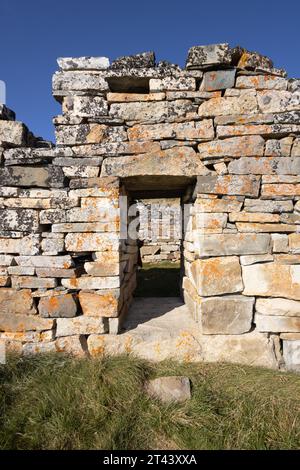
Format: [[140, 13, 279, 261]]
[[289, 234, 300, 253], [55, 335, 88, 357], [0, 235, 40, 255], [0, 288, 36, 315], [236, 75, 287, 90], [65, 232, 119, 252], [201, 295, 254, 334], [198, 135, 264, 158], [195, 213, 227, 230], [257, 90, 300, 113], [38, 294, 77, 318], [78, 290, 119, 317], [255, 314, 300, 332], [265, 137, 293, 157], [0, 314, 54, 332], [195, 233, 270, 256], [240, 254, 273, 265], [256, 298, 300, 317], [56, 316, 107, 336], [198, 94, 258, 117], [194, 198, 243, 213], [107, 92, 165, 102], [242, 263, 300, 300], [110, 100, 194, 122], [229, 212, 279, 223], [191, 256, 243, 296], [11, 277, 57, 289], [195, 175, 260, 197], [62, 276, 119, 289], [15, 255, 74, 268], [244, 199, 293, 213], [236, 222, 299, 233], [262, 184, 300, 197], [128, 120, 214, 141]]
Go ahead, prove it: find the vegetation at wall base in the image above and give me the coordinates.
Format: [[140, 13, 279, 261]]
[[0, 353, 299, 450]]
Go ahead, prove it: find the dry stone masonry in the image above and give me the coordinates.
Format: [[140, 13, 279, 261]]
[[0, 44, 300, 371]]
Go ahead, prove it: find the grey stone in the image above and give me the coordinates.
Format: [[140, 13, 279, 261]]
[[52, 71, 109, 95], [0, 209, 39, 232], [228, 157, 300, 175], [195, 233, 270, 256], [57, 56, 110, 70], [244, 199, 293, 213], [38, 294, 77, 318], [145, 376, 191, 403], [0, 166, 65, 188], [200, 69, 236, 91], [111, 51, 155, 69], [63, 96, 108, 117], [0, 121, 28, 146], [186, 43, 232, 69], [109, 100, 195, 122], [194, 175, 260, 197], [55, 124, 127, 145], [201, 295, 254, 334], [283, 340, 300, 371]]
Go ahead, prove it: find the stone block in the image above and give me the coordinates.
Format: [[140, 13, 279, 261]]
[[244, 199, 293, 213], [109, 100, 194, 122], [194, 198, 242, 213], [265, 137, 293, 157], [191, 256, 243, 296], [78, 290, 119, 317], [61, 276, 120, 290], [256, 298, 300, 317], [0, 235, 40, 255], [257, 90, 300, 113], [236, 75, 287, 90], [228, 157, 300, 175], [195, 233, 270, 256], [15, 255, 74, 268], [198, 94, 257, 117], [0, 288, 36, 315], [0, 166, 65, 188], [201, 295, 254, 334], [283, 340, 300, 371], [200, 69, 236, 91], [240, 254, 273, 265], [243, 263, 300, 300], [11, 276, 57, 289], [57, 56, 109, 70], [128, 120, 214, 141], [145, 376, 191, 403], [0, 314, 54, 332], [107, 92, 165, 103], [65, 232, 119, 252], [55, 335, 88, 357], [38, 294, 77, 318], [56, 316, 107, 336], [194, 175, 260, 197], [55, 124, 127, 145], [198, 136, 264, 158], [0, 121, 27, 146], [149, 77, 196, 91], [255, 314, 300, 332], [186, 43, 232, 69]]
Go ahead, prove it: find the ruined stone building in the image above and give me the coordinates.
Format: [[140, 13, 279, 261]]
[[0, 43, 300, 371]]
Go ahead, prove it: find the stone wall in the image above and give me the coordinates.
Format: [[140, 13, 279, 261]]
[[137, 198, 181, 263], [0, 43, 300, 370]]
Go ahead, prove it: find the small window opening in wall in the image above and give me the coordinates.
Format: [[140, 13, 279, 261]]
[[107, 77, 150, 94]]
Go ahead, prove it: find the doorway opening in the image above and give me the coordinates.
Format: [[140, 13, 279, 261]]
[[118, 175, 196, 334]]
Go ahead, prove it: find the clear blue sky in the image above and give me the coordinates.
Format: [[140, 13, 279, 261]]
[[1, 0, 299, 142]]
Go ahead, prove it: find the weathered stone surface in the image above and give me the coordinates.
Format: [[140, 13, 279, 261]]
[[111, 51, 155, 69], [198, 136, 264, 158], [0, 314, 53, 332], [237, 50, 273, 71], [0, 121, 27, 146], [292, 138, 300, 157], [194, 198, 242, 213], [243, 263, 300, 300], [57, 56, 109, 70], [265, 137, 293, 157], [217, 123, 300, 138], [229, 212, 279, 223], [195, 233, 270, 256], [56, 316, 107, 336], [244, 198, 293, 213], [186, 43, 232, 69], [237, 222, 299, 233], [201, 295, 254, 334], [191, 256, 243, 296], [236, 75, 287, 90], [283, 340, 300, 371], [7, 266, 35, 275], [22, 341, 57, 355], [228, 157, 300, 175], [200, 70, 236, 91], [66, 206, 119, 223], [55, 124, 126, 145], [199, 331, 278, 368], [149, 77, 196, 91], [0, 209, 39, 232], [240, 254, 273, 265], [52, 71, 109, 95], [257, 90, 300, 113], [63, 96, 108, 117], [78, 290, 119, 317], [84, 260, 120, 276], [65, 232, 119, 252], [0, 166, 65, 188], [255, 314, 300, 333], [272, 234, 289, 253], [38, 294, 77, 318], [109, 100, 194, 122], [198, 94, 257, 117], [194, 175, 260, 197], [195, 212, 227, 230], [0, 104, 15, 121], [256, 298, 300, 317], [262, 183, 300, 197], [214, 113, 274, 126], [0, 235, 40, 255], [52, 222, 119, 233], [11, 276, 57, 289], [288, 234, 300, 254], [101, 147, 209, 178], [128, 120, 214, 141], [55, 335, 88, 357], [15, 255, 73, 268], [145, 376, 191, 403], [62, 276, 119, 289], [107, 92, 165, 103], [0, 288, 36, 315]]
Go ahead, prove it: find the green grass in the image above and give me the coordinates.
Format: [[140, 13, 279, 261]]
[[0, 354, 299, 450], [135, 261, 181, 297]]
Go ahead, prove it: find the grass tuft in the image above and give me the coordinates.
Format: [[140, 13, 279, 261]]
[[0, 354, 299, 450]]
